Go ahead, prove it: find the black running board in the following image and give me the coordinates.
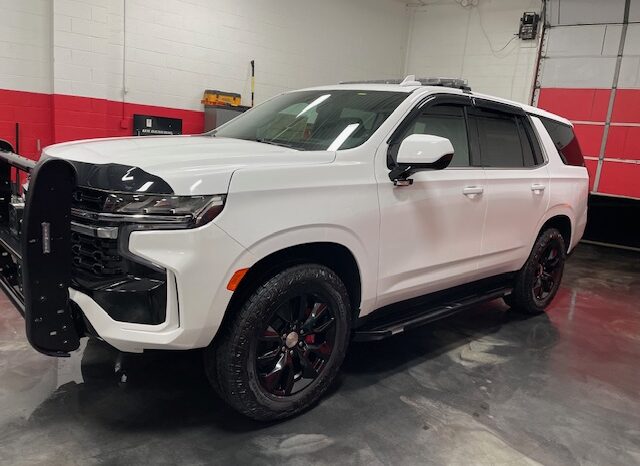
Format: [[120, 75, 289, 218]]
[[353, 285, 511, 342]]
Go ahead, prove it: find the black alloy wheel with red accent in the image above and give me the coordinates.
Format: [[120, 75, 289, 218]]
[[205, 264, 351, 421], [256, 294, 336, 396], [506, 227, 567, 315], [532, 242, 563, 303]]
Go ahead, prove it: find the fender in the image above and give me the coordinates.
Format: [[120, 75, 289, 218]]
[[193, 225, 373, 348], [220, 223, 377, 315], [533, 204, 575, 250]]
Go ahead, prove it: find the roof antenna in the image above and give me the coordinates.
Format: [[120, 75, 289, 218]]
[[400, 75, 421, 86]]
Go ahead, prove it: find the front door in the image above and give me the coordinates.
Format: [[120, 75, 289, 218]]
[[375, 97, 488, 309]]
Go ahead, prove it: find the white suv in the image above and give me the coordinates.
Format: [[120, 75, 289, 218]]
[[0, 77, 588, 420]]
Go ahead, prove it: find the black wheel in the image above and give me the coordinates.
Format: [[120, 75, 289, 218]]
[[506, 228, 566, 315], [205, 264, 351, 421]]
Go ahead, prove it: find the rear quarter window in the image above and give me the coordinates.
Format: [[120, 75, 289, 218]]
[[540, 117, 585, 167]]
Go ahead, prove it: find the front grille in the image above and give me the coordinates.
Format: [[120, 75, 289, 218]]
[[72, 187, 109, 212], [68, 186, 168, 325], [70, 231, 125, 278]]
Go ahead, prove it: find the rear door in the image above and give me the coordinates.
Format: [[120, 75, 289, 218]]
[[470, 101, 550, 275]]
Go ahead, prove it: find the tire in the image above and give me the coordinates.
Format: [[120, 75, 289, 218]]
[[506, 228, 567, 315], [204, 264, 351, 421]]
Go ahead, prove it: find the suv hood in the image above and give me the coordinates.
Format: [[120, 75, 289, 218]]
[[43, 135, 335, 195]]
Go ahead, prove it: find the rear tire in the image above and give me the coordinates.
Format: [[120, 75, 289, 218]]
[[205, 264, 351, 421], [506, 228, 566, 315]]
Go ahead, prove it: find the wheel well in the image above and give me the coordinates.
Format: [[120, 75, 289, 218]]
[[226, 242, 362, 322], [540, 215, 572, 249]]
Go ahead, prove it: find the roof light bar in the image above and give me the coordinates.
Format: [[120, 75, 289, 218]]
[[339, 76, 471, 91]]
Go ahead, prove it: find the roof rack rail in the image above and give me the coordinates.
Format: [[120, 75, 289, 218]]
[[339, 76, 471, 91]]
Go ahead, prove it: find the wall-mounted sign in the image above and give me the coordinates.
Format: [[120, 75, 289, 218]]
[[133, 114, 183, 136]]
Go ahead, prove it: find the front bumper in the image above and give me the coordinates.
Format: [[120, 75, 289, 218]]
[[71, 222, 250, 353], [0, 152, 251, 355]]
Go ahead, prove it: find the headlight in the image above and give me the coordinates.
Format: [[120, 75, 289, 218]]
[[102, 193, 226, 227]]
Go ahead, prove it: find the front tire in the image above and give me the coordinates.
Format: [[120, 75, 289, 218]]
[[205, 264, 351, 421], [506, 228, 566, 315]]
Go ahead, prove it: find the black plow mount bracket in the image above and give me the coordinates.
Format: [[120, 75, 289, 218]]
[[0, 146, 80, 357]]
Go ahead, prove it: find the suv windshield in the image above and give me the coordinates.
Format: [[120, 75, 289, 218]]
[[211, 90, 408, 151]]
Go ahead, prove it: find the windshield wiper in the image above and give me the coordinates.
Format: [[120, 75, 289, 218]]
[[254, 138, 294, 148]]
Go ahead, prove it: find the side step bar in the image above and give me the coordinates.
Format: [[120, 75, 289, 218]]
[[353, 286, 511, 342]]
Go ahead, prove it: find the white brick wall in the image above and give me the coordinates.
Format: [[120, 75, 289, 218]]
[[52, 0, 110, 98], [52, 0, 411, 111], [405, 0, 541, 104], [0, 0, 52, 93], [1, 0, 543, 110]]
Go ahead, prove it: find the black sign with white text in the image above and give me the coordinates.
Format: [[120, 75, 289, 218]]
[[133, 114, 183, 136]]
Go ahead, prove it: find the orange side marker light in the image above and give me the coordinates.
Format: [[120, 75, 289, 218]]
[[227, 268, 249, 291]]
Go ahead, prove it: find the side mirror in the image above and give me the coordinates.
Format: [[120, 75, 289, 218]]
[[390, 134, 454, 185]]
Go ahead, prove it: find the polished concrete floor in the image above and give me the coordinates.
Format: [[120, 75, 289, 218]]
[[1, 243, 639, 465]]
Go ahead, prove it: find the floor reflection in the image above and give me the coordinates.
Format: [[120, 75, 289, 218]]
[[1, 243, 639, 465]]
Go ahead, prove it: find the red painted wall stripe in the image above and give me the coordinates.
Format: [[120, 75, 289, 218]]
[[0, 89, 204, 160], [0, 89, 53, 159], [3, 87, 639, 198]]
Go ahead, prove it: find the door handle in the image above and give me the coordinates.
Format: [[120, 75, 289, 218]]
[[463, 186, 484, 196], [531, 183, 546, 192]]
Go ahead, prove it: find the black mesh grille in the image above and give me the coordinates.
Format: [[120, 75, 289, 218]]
[[72, 187, 109, 212], [68, 184, 168, 325], [70, 231, 125, 278]]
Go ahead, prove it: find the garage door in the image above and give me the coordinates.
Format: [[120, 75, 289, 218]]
[[533, 0, 640, 200]]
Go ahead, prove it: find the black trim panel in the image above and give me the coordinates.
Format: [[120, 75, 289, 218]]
[[472, 98, 526, 116], [70, 224, 169, 325], [68, 161, 174, 194]]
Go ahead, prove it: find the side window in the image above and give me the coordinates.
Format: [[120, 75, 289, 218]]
[[400, 105, 470, 167], [539, 117, 585, 167], [471, 110, 525, 168], [470, 110, 543, 168], [517, 118, 536, 167]]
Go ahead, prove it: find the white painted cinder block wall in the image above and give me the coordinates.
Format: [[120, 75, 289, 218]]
[[405, 0, 542, 104], [0, 0, 52, 94], [1, 0, 544, 111], [52, 0, 411, 110]]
